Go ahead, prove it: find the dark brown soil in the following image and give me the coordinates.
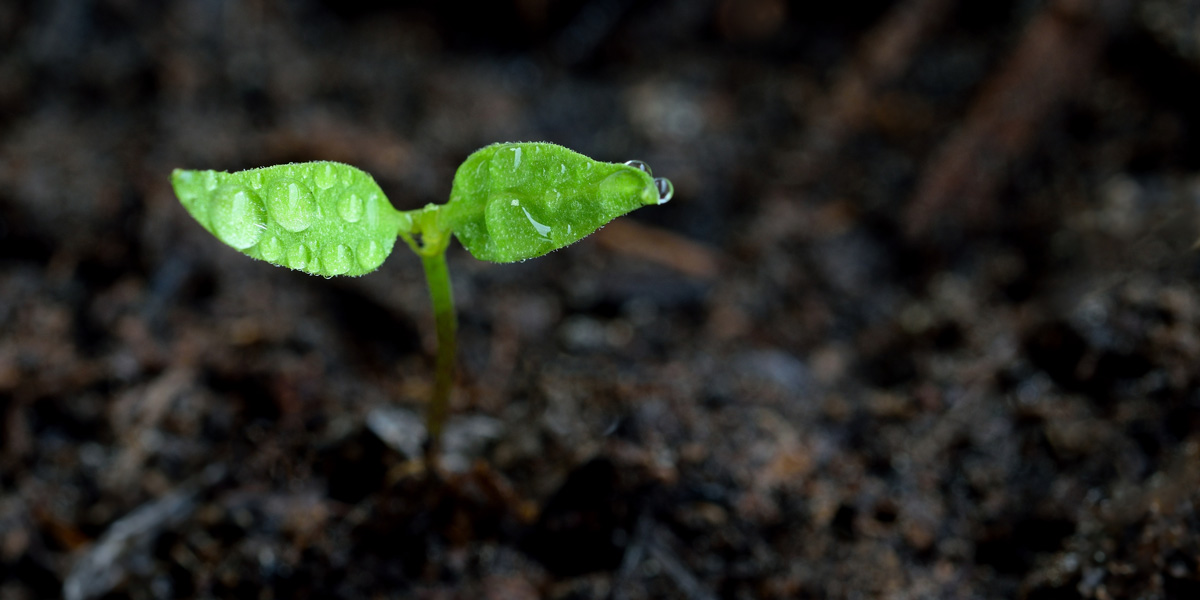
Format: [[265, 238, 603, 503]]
[[2, 1, 1200, 598]]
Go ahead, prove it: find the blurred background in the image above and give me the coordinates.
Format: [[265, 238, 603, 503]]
[[2, 0, 1200, 598]]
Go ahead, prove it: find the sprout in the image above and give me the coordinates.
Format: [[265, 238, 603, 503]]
[[171, 142, 672, 456]]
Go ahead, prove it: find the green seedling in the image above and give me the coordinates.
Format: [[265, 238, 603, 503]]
[[171, 142, 673, 453]]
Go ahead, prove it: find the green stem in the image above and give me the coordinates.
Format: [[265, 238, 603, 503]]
[[419, 247, 456, 455], [399, 203, 457, 462]]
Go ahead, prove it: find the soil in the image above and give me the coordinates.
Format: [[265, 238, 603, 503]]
[[2, 1, 1200, 598]]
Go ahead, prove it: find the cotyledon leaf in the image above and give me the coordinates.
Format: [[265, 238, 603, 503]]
[[171, 162, 411, 277], [439, 142, 671, 263]]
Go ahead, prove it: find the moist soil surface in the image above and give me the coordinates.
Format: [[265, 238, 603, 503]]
[[2, 1, 1200, 598]]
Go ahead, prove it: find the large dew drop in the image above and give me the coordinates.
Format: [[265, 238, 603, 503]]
[[323, 244, 353, 275], [211, 185, 267, 250], [267, 178, 317, 232], [654, 177, 674, 204]]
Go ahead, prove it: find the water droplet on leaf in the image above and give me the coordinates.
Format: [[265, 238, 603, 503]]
[[624, 160, 653, 177], [288, 244, 312, 271], [521, 207, 552, 238], [260, 236, 283, 261], [267, 179, 317, 232], [211, 185, 267, 249], [357, 239, 383, 270], [339, 193, 365, 223], [323, 243, 353, 275], [654, 177, 674, 204], [315, 163, 337, 189]]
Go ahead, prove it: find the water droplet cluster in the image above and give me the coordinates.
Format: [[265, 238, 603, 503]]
[[626, 159, 673, 204], [171, 162, 405, 277]]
